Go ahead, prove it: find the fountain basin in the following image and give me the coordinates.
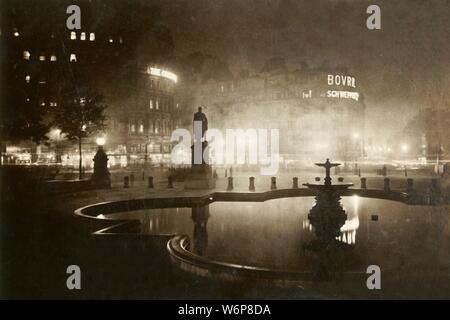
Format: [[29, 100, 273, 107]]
[[74, 189, 450, 297]]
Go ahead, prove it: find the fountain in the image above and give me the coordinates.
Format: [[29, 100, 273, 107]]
[[303, 159, 353, 243], [301, 159, 355, 280]]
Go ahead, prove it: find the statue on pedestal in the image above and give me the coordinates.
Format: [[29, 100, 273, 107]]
[[185, 107, 216, 189]]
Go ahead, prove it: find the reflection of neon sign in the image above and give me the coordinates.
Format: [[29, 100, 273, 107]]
[[147, 67, 178, 83]]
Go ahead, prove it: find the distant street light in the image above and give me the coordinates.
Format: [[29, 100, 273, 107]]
[[401, 144, 409, 153]]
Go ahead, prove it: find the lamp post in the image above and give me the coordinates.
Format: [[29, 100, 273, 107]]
[[91, 135, 111, 189]]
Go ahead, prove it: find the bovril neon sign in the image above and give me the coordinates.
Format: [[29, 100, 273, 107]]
[[326, 74, 359, 101]]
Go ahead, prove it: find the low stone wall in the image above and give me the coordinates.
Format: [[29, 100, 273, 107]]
[[41, 179, 95, 195]]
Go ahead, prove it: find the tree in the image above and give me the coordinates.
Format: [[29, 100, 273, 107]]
[[52, 88, 107, 179]]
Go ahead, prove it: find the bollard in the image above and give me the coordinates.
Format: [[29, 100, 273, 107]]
[[168, 175, 174, 188], [130, 173, 135, 187], [292, 177, 299, 189], [360, 177, 367, 189], [271, 177, 277, 190], [338, 177, 344, 182], [124, 176, 130, 188], [227, 177, 234, 191], [406, 178, 413, 192], [148, 176, 154, 188], [315, 177, 320, 182], [384, 178, 390, 193], [382, 165, 387, 177], [249, 177, 255, 191]]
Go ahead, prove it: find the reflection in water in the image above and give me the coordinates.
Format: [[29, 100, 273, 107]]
[[303, 189, 358, 281], [191, 205, 210, 255], [103, 196, 450, 295]]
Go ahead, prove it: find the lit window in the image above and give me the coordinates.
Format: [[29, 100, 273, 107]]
[[155, 122, 159, 134], [139, 124, 144, 133], [39, 55, 45, 61], [13, 29, 20, 37], [25, 75, 30, 83], [41, 102, 46, 107], [49, 102, 57, 107], [89, 33, 95, 41], [70, 54, 76, 62], [131, 124, 136, 133], [50, 55, 57, 61], [109, 38, 113, 43], [70, 31, 76, 40], [156, 99, 159, 110], [149, 99, 153, 109], [80, 32, 86, 40], [23, 51, 30, 60], [119, 37, 123, 44]]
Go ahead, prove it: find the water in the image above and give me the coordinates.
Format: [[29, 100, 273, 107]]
[[103, 197, 450, 281]]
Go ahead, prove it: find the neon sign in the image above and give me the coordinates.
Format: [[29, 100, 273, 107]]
[[147, 67, 178, 83]]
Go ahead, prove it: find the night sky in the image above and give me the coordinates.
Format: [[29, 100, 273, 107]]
[[151, 0, 450, 140]]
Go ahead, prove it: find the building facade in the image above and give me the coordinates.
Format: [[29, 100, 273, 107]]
[[1, 0, 180, 167], [178, 57, 365, 166]]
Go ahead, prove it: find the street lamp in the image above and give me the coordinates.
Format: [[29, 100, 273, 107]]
[[92, 135, 110, 188], [96, 136, 106, 146]]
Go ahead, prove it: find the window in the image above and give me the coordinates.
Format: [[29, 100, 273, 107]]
[[109, 38, 113, 43], [89, 33, 95, 41], [131, 124, 136, 133], [139, 124, 144, 133], [70, 31, 76, 40], [80, 32, 86, 40], [155, 121, 160, 134], [70, 54, 76, 62], [156, 99, 159, 110], [49, 102, 57, 107], [50, 55, 57, 61], [25, 75, 30, 83], [23, 51, 30, 60], [149, 99, 153, 109], [14, 30, 20, 37], [39, 55, 45, 61], [149, 121, 154, 133]]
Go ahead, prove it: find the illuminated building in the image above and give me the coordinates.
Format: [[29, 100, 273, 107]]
[[1, 0, 180, 166], [178, 57, 365, 165]]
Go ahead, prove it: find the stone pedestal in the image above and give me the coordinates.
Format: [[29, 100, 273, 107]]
[[184, 164, 216, 190]]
